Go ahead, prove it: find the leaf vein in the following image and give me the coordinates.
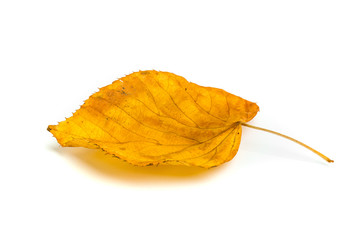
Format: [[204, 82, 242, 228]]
[[165, 127, 237, 161], [94, 96, 200, 143], [155, 80, 201, 128], [152, 124, 238, 158], [84, 105, 160, 144]]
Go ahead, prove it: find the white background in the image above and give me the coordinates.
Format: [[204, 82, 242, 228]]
[[1, 1, 359, 239]]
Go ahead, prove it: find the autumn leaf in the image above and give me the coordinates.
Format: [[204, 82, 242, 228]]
[[48, 70, 333, 168], [48, 70, 259, 168]]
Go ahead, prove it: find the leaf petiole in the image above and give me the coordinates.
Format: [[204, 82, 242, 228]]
[[240, 122, 334, 163]]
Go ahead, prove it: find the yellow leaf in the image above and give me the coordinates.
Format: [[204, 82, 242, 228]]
[[48, 70, 259, 168]]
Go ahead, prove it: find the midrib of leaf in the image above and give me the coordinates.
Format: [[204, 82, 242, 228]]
[[150, 124, 238, 159]]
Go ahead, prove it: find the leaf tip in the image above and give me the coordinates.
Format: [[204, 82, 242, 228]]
[[47, 125, 55, 132]]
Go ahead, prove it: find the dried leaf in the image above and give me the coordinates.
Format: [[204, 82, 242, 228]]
[[48, 70, 259, 168]]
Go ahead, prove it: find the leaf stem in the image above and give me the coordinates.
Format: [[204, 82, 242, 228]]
[[240, 122, 333, 163]]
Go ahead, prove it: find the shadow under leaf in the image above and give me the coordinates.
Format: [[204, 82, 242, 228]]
[[48, 143, 224, 185]]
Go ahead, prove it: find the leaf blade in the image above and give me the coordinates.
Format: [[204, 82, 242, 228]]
[[48, 70, 259, 168]]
